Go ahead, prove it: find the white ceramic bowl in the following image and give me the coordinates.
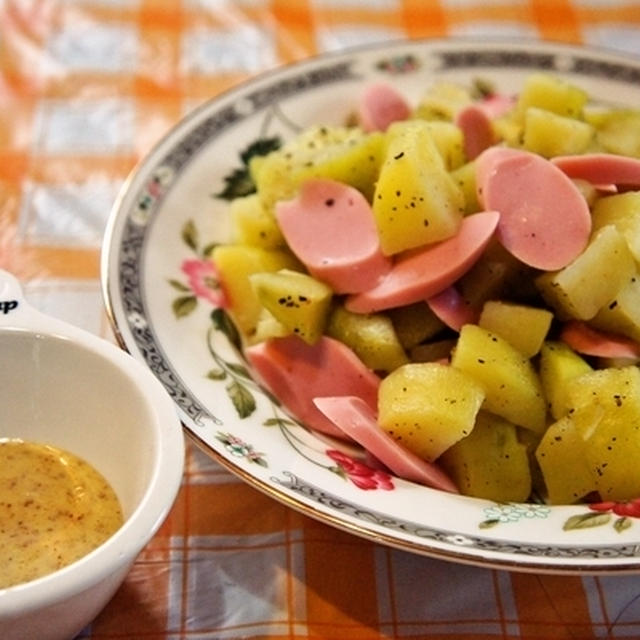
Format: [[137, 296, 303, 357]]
[[0, 269, 185, 640]]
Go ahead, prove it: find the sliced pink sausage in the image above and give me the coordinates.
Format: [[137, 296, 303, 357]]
[[275, 179, 392, 294], [455, 94, 515, 160], [345, 211, 499, 314], [245, 335, 380, 440], [481, 93, 517, 118], [552, 153, 640, 188], [313, 396, 459, 493], [560, 320, 640, 359], [358, 82, 412, 132], [476, 148, 591, 270], [427, 286, 480, 331], [474, 146, 523, 192], [456, 105, 496, 161]]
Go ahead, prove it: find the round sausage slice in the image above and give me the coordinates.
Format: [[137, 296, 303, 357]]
[[455, 94, 515, 160], [345, 211, 499, 314], [276, 179, 392, 294], [552, 153, 640, 188], [560, 320, 640, 359], [358, 82, 412, 132], [245, 336, 380, 440], [476, 148, 591, 270], [427, 286, 479, 331]]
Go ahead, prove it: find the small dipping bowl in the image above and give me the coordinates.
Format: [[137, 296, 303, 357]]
[[0, 269, 185, 640]]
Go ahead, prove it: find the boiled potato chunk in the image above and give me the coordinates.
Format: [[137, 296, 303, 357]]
[[522, 107, 594, 157], [457, 239, 537, 309], [591, 109, 640, 158], [440, 411, 532, 502], [212, 245, 300, 339], [539, 341, 592, 420], [566, 366, 640, 501], [249, 269, 333, 345], [372, 120, 464, 255], [410, 338, 457, 364], [387, 301, 445, 350], [253, 308, 289, 343], [536, 225, 636, 320], [591, 191, 640, 262], [251, 125, 384, 214], [230, 193, 285, 249], [413, 81, 472, 122], [326, 305, 408, 373], [535, 415, 596, 505], [378, 362, 485, 462], [590, 275, 640, 343], [491, 112, 523, 148], [421, 121, 466, 171], [451, 324, 547, 434], [478, 301, 552, 358], [515, 72, 588, 120], [450, 161, 481, 215]]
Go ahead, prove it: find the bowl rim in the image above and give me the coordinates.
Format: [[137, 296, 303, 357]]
[[0, 291, 185, 615]]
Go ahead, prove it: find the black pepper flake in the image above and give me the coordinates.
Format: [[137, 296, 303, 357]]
[[394, 151, 405, 160], [325, 198, 335, 207]]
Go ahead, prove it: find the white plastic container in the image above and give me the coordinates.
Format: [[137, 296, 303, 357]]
[[0, 269, 185, 640]]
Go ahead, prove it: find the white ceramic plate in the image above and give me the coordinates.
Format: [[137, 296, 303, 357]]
[[103, 38, 640, 574]]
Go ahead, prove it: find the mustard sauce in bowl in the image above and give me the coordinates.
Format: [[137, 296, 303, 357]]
[[0, 439, 123, 589]]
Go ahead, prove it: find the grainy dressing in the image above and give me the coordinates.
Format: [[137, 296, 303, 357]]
[[0, 438, 123, 589]]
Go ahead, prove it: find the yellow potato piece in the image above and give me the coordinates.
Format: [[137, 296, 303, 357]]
[[326, 305, 408, 373], [478, 301, 552, 358], [515, 72, 588, 120], [591, 191, 640, 263], [539, 341, 592, 421], [567, 366, 640, 501], [372, 120, 464, 255], [451, 324, 547, 434], [378, 362, 485, 462], [212, 245, 300, 339], [250, 269, 333, 345], [230, 193, 285, 249], [441, 411, 532, 503], [387, 301, 445, 350], [536, 225, 636, 321], [590, 275, 640, 343], [535, 415, 596, 505], [522, 107, 595, 158], [252, 125, 384, 215]]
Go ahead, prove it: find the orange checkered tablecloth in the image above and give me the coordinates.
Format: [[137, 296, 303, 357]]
[[3, 1, 640, 638]]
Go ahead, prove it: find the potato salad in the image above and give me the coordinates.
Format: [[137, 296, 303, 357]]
[[211, 72, 640, 506]]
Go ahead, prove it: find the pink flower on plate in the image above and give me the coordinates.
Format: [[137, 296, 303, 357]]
[[181, 258, 226, 308], [589, 498, 640, 518], [327, 449, 394, 491]]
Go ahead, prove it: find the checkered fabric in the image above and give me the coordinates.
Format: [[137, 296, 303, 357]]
[[3, 1, 640, 638]]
